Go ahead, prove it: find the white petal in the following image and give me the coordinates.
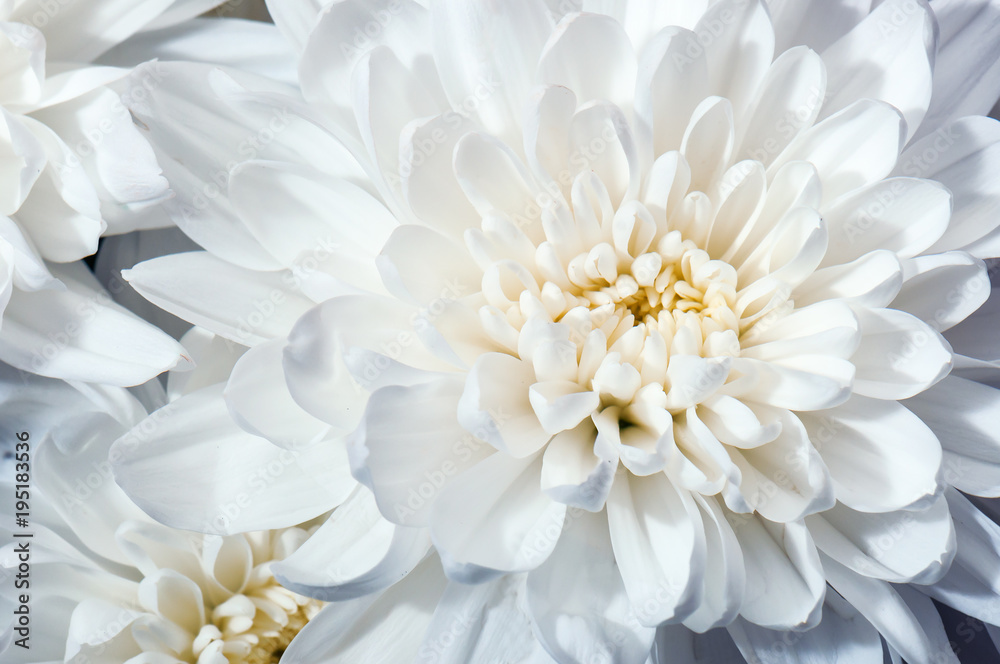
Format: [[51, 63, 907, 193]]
[[681, 96, 734, 193], [377, 224, 481, 305], [680, 495, 745, 632], [530, 381, 602, 436], [431, 0, 552, 144], [454, 132, 546, 242], [727, 356, 853, 411], [740, 300, 860, 362], [850, 307, 952, 400], [0, 22, 44, 108], [166, 327, 244, 400], [697, 0, 774, 115], [896, 116, 1000, 257], [124, 251, 315, 347], [944, 285, 1000, 366], [819, 0, 935, 142], [540, 420, 616, 512], [526, 507, 655, 664], [351, 45, 444, 215], [800, 396, 941, 512], [223, 339, 329, 450], [138, 569, 205, 635], [806, 494, 955, 584], [737, 46, 827, 166], [0, 109, 44, 216], [821, 178, 951, 267], [281, 556, 446, 663], [905, 376, 1000, 497], [728, 590, 881, 664], [230, 159, 397, 292], [920, 489, 1000, 625], [102, 17, 297, 86], [892, 252, 989, 332], [920, 0, 1000, 139], [431, 452, 566, 581], [729, 407, 835, 522], [732, 517, 825, 630], [398, 112, 479, 238], [538, 12, 636, 110], [112, 384, 354, 534], [607, 472, 704, 626], [822, 555, 960, 664], [794, 249, 903, 309], [458, 352, 552, 457], [0, 262, 189, 386], [767, 0, 870, 53], [272, 487, 430, 601], [417, 575, 540, 664], [769, 100, 904, 206], [283, 295, 453, 432], [350, 376, 490, 527], [300, 0, 430, 136], [635, 27, 709, 157]]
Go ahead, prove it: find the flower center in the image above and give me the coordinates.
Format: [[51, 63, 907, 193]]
[[192, 579, 322, 664], [562, 230, 740, 346], [478, 203, 745, 413]]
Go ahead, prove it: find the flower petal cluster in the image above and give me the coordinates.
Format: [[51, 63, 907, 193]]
[[0, 0, 224, 386], [7, 0, 1000, 663]]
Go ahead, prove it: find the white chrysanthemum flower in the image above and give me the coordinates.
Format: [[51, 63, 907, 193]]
[[110, 0, 1000, 661], [0, 0, 270, 385], [0, 365, 328, 664], [0, 363, 564, 664]]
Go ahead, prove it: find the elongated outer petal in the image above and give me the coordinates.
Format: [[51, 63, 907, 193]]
[[820, 178, 952, 267], [538, 12, 636, 111], [769, 99, 905, 206], [416, 574, 543, 664], [819, 0, 935, 142], [350, 376, 492, 528], [905, 376, 1000, 497], [697, 0, 774, 116], [230, 159, 398, 294], [607, 472, 705, 627], [730, 516, 825, 630], [112, 384, 354, 535], [281, 555, 448, 664], [100, 17, 297, 87], [430, 0, 553, 145], [767, 0, 870, 53], [124, 251, 315, 347], [822, 555, 960, 664], [891, 252, 989, 332], [805, 495, 955, 584], [681, 495, 745, 633], [430, 452, 567, 582], [919, 489, 1000, 625], [527, 507, 655, 664], [224, 339, 330, 450], [850, 307, 952, 400], [800, 396, 942, 513], [727, 591, 882, 664], [272, 487, 431, 602], [919, 0, 1000, 139], [0, 262, 189, 387], [895, 116, 1000, 257]]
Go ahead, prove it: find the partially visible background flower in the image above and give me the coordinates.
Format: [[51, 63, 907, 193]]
[[0, 361, 331, 664]]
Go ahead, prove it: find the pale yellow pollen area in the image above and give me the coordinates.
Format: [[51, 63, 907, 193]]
[[560, 230, 741, 355], [192, 578, 323, 664]]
